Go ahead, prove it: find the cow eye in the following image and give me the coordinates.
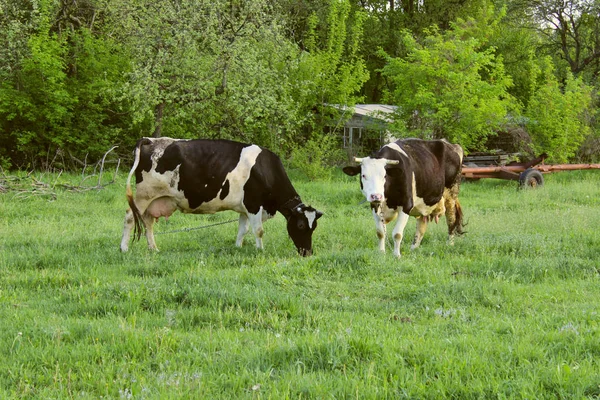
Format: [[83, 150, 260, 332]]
[[362, 174, 366, 179], [297, 220, 306, 230]]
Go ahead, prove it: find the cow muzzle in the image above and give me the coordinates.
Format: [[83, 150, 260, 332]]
[[298, 248, 313, 257], [369, 193, 384, 203]]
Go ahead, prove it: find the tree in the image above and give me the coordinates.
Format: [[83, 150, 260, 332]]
[[533, 0, 600, 77], [287, 0, 369, 174], [0, 0, 74, 168], [0, 0, 134, 169], [524, 57, 593, 162], [109, 0, 217, 138], [350, 0, 494, 102], [111, 0, 315, 153], [502, 0, 600, 84], [291, 0, 369, 128], [380, 11, 516, 150]]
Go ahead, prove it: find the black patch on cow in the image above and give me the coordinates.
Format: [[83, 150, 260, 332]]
[[178, 140, 247, 209], [129, 137, 321, 255], [156, 143, 183, 174], [134, 138, 155, 184], [368, 139, 461, 214], [220, 179, 230, 200], [383, 160, 413, 213], [243, 150, 285, 216], [137, 139, 247, 210]]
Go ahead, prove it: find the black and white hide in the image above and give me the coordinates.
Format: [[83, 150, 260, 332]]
[[120, 137, 322, 256]]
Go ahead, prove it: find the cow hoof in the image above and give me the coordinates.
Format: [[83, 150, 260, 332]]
[[393, 251, 402, 258], [120, 246, 129, 252]]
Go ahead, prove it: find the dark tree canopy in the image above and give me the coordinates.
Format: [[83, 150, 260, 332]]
[[0, 0, 598, 169]]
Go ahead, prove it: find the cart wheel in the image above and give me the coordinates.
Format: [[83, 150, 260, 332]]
[[519, 168, 544, 188]]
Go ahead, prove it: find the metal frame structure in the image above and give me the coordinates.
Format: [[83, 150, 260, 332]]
[[461, 154, 600, 187]]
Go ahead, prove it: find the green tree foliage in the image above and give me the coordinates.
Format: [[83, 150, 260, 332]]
[[0, 0, 74, 168], [110, 0, 365, 155], [288, 0, 369, 176], [524, 58, 593, 162], [380, 11, 516, 150], [488, 3, 541, 107], [352, 0, 492, 102], [290, 0, 368, 133], [1, 0, 599, 169], [0, 0, 132, 169], [109, 0, 218, 138]]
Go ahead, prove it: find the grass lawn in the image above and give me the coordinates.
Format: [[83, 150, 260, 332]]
[[1, 168, 599, 398]]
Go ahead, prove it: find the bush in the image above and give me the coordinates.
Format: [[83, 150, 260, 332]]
[[524, 59, 593, 163], [289, 134, 345, 181]]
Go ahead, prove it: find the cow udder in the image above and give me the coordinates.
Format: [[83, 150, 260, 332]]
[[146, 196, 178, 220]]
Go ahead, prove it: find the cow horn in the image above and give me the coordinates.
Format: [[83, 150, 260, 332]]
[[386, 159, 400, 165], [353, 157, 364, 163]]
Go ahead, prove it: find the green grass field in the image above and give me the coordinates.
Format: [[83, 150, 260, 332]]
[[1, 169, 599, 398]]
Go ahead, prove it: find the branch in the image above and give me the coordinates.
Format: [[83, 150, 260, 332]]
[[96, 146, 118, 188]]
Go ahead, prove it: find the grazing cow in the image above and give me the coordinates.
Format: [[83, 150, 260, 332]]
[[120, 137, 322, 256], [343, 138, 464, 257]]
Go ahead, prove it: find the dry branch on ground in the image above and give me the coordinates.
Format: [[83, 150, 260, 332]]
[[0, 146, 120, 199]]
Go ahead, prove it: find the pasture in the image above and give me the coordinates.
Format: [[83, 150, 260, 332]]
[[1, 169, 599, 398]]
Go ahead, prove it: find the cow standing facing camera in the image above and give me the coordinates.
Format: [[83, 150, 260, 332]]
[[120, 137, 322, 256], [343, 138, 464, 257]]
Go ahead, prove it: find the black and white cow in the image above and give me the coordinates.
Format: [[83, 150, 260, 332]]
[[343, 138, 464, 257], [120, 137, 322, 256]]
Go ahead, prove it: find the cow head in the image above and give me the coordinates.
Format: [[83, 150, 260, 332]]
[[286, 204, 323, 256], [343, 157, 399, 206]]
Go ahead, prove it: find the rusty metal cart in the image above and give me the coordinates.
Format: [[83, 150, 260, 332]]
[[461, 153, 600, 188]]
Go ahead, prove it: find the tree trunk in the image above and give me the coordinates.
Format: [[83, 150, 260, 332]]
[[153, 101, 165, 138]]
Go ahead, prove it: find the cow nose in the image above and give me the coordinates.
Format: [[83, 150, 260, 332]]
[[370, 193, 383, 202]]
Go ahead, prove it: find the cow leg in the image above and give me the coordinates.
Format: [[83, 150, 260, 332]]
[[391, 211, 410, 257], [372, 208, 387, 252], [236, 214, 249, 247], [120, 208, 134, 252], [248, 207, 265, 249], [120, 197, 161, 251], [411, 216, 428, 250], [142, 213, 159, 251]]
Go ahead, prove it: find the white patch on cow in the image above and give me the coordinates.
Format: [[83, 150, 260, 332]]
[[409, 172, 443, 217], [305, 211, 316, 229], [248, 206, 265, 249], [455, 145, 464, 164], [138, 163, 182, 207], [385, 142, 408, 158], [359, 157, 389, 203]]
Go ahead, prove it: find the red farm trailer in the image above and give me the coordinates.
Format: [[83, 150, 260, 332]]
[[461, 153, 600, 188]]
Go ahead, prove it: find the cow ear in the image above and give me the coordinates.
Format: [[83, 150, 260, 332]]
[[342, 166, 360, 176], [316, 210, 323, 220]]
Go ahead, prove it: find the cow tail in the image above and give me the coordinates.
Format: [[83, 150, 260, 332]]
[[126, 141, 144, 241], [452, 199, 465, 236]]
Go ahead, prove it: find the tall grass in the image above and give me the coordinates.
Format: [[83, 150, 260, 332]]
[[1, 169, 599, 398]]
